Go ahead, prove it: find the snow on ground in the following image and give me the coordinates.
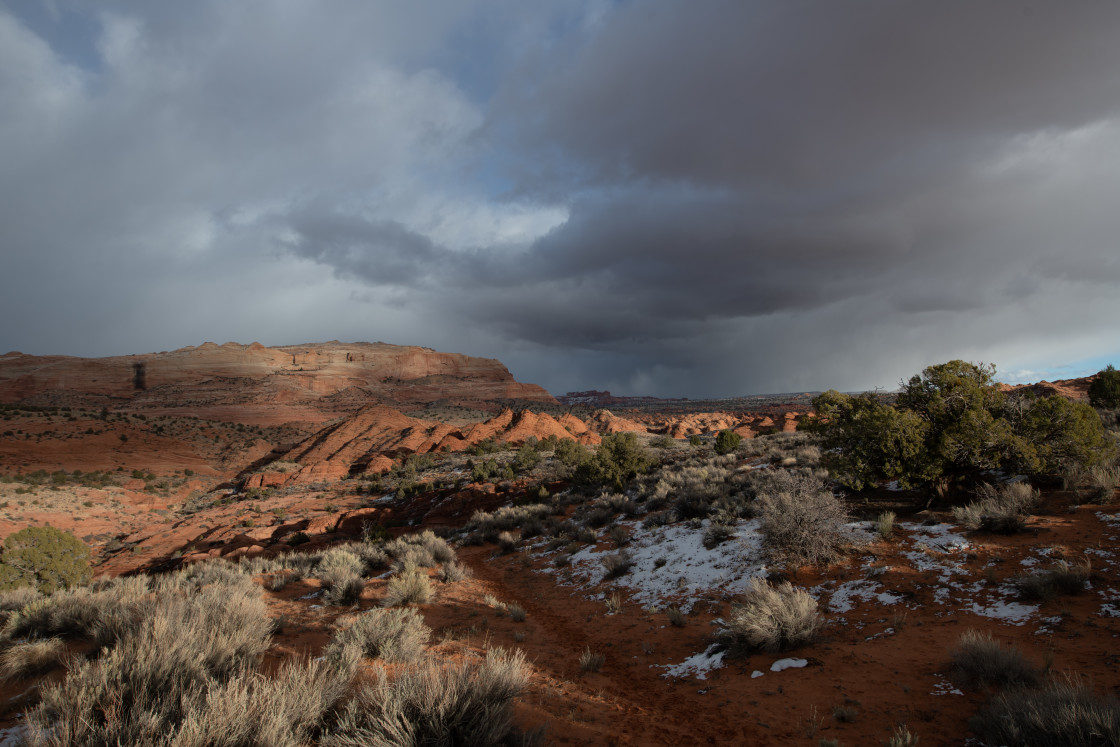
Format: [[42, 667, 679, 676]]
[[967, 593, 1037, 625], [770, 657, 807, 672], [660, 643, 726, 680], [0, 726, 27, 747], [540, 518, 769, 613], [931, 678, 964, 696], [816, 578, 904, 614]]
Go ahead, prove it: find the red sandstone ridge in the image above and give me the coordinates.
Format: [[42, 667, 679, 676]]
[[999, 376, 1093, 402], [244, 406, 600, 487], [0, 341, 554, 424]]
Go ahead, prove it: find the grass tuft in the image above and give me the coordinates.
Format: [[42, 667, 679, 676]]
[[726, 578, 819, 653]]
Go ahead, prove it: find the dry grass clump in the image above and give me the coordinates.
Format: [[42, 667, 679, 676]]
[[382, 566, 433, 607], [507, 604, 526, 622], [1013, 559, 1091, 601], [579, 648, 605, 673], [601, 551, 634, 579], [949, 629, 1039, 689], [727, 578, 819, 654], [702, 521, 736, 549], [971, 677, 1120, 747], [322, 648, 531, 746], [1085, 465, 1119, 504], [952, 482, 1039, 534], [876, 510, 896, 540], [436, 561, 471, 583], [0, 636, 66, 682], [666, 606, 687, 627], [757, 473, 852, 566], [886, 725, 919, 746], [326, 608, 430, 664]]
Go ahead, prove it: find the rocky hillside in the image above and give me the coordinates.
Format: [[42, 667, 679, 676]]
[[0, 341, 554, 424]]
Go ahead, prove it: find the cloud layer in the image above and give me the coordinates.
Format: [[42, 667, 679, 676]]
[[3, 1, 1119, 396]]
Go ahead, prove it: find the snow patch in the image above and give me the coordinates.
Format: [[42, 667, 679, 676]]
[[818, 578, 904, 613], [770, 657, 808, 672], [661, 644, 726, 680], [545, 519, 769, 612], [968, 597, 1037, 624]]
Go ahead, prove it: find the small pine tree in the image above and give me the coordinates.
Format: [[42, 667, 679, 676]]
[[714, 429, 743, 455], [1089, 364, 1120, 409], [0, 526, 92, 593]]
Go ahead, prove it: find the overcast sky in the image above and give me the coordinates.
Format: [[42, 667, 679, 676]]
[[3, 1, 1119, 397]]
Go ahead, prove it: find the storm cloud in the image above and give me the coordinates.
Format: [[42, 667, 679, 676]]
[[2, 1, 1119, 396]]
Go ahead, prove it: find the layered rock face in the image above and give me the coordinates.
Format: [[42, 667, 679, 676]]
[[0, 341, 554, 421], [245, 406, 601, 487]]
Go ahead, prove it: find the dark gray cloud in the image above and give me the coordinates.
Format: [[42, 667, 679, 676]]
[[1, 1, 1119, 397]]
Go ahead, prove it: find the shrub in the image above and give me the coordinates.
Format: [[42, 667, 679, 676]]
[[1089, 364, 1120, 409], [971, 677, 1120, 747], [809, 360, 1115, 490], [666, 606, 687, 627], [601, 551, 634, 579], [1012, 559, 1090, 601], [382, 566, 432, 607], [714, 429, 742, 455], [726, 578, 819, 653], [1086, 465, 1119, 504], [322, 571, 365, 606], [949, 629, 1039, 689], [702, 521, 736, 549], [323, 648, 530, 746], [23, 579, 273, 745], [574, 433, 656, 489], [496, 531, 517, 553], [808, 390, 934, 490], [0, 526, 92, 594], [0, 636, 65, 682], [579, 648, 605, 673], [326, 607, 430, 664], [952, 482, 1039, 534], [507, 604, 526, 622], [168, 657, 353, 747], [757, 474, 851, 566], [436, 561, 471, 584]]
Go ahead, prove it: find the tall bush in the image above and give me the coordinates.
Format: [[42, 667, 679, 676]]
[[810, 360, 1114, 490], [1089, 364, 1120, 409], [0, 527, 91, 594]]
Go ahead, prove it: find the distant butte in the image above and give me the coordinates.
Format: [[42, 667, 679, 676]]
[[0, 341, 555, 425]]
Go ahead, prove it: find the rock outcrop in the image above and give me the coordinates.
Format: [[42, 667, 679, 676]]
[[244, 405, 600, 487], [0, 341, 555, 423]]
